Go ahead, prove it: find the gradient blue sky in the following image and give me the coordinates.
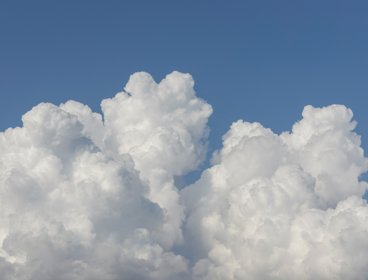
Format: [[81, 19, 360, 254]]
[[1, 0, 368, 154]]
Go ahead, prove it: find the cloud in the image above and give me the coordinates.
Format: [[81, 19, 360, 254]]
[[183, 105, 368, 280], [0, 71, 368, 279]]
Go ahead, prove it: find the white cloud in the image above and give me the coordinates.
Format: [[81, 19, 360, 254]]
[[183, 104, 368, 280], [101, 71, 212, 249], [1, 72, 368, 279], [0, 72, 207, 280]]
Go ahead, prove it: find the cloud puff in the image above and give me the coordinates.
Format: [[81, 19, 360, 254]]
[[0, 71, 211, 280], [101, 72, 212, 249], [0, 71, 368, 279], [183, 105, 368, 280]]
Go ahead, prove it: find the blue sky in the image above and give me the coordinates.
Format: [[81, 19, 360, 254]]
[[1, 0, 368, 153], [2, 2, 368, 277]]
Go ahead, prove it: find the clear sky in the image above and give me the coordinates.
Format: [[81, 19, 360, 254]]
[[1, 0, 368, 153]]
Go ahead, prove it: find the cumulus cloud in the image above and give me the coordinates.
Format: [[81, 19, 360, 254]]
[[183, 105, 368, 280], [0, 71, 368, 279]]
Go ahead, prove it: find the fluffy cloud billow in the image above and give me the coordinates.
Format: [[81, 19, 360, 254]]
[[184, 105, 368, 280], [0, 71, 368, 280]]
